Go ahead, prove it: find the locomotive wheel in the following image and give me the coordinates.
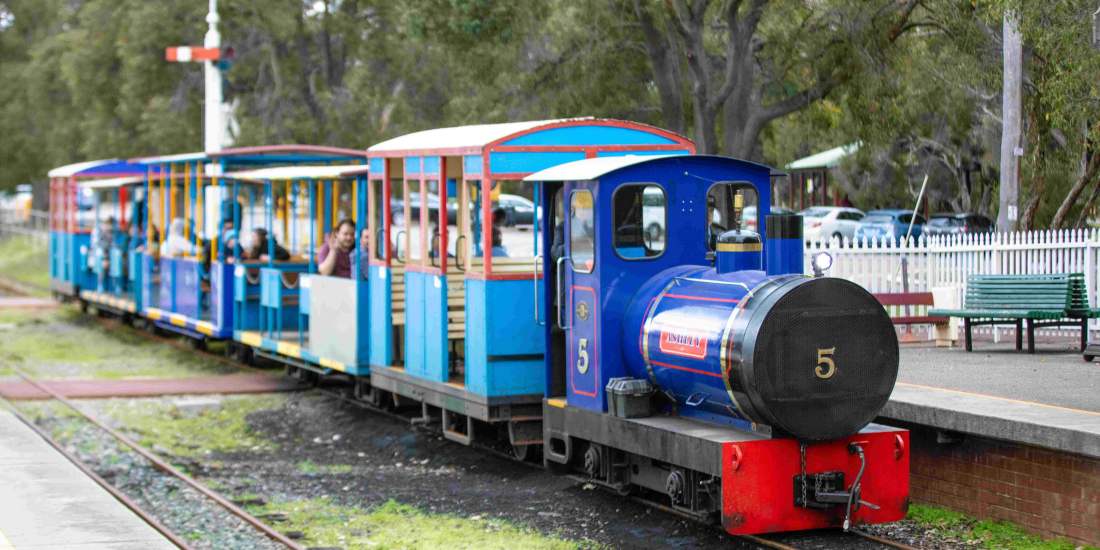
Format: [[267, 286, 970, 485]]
[[582, 444, 603, 478], [666, 470, 687, 506], [512, 444, 530, 461]]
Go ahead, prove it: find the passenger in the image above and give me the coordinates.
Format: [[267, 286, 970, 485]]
[[317, 218, 355, 278], [359, 227, 370, 280], [162, 218, 197, 258], [90, 216, 116, 277], [491, 226, 508, 258], [219, 219, 238, 262], [127, 223, 145, 252], [241, 228, 290, 262]]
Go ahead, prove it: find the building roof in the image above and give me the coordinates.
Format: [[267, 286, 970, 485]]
[[785, 142, 860, 170], [368, 118, 593, 154]]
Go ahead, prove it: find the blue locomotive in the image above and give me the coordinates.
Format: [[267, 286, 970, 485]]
[[528, 154, 907, 533], [49, 120, 908, 536]]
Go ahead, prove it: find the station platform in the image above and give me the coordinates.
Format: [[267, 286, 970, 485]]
[[0, 409, 175, 549], [884, 340, 1100, 458]]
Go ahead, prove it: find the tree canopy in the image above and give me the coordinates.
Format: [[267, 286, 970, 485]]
[[0, 0, 1096, 228]]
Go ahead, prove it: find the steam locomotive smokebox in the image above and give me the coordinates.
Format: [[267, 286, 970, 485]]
[[606, 377, 655, 418]]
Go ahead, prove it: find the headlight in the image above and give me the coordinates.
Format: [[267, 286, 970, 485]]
[[811, 252, 833, 277]]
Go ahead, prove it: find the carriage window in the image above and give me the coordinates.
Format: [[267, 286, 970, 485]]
[[570, 190, 595, 273], [613, 184, 665, 260], [706, 182, 759, 251]]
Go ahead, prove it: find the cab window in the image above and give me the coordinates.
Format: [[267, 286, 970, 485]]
[[569, 190, 595, 273], [612, 184, 665, 259], [706, 182, 758, 250]]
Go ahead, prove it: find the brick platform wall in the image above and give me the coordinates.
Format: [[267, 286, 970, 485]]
[[906, 425, 1099, 546]]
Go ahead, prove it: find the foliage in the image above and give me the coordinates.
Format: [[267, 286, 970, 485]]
[[0, 0, 1098, 227], [246, 497, 590, 549], [907, 503, 1089, 550], [100, 394, 284, 457]]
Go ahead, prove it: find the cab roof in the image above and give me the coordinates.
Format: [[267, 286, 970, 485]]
[[523, 154, 771, 182]]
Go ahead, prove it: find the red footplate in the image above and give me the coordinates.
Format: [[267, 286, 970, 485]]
[[721, 426, 909, 534]]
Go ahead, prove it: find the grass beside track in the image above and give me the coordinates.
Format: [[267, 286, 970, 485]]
[[0, 308, 235, 379], [98, 395, 284, 458], [245, 498, 591, 550], [907, 504, 1092, 550], [0, 236, 49, 294]]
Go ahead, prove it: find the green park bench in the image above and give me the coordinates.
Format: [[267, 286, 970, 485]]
[[929, 273, 1099, 353]]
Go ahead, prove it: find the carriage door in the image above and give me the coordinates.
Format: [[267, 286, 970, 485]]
[[564, 183, 601, 411]]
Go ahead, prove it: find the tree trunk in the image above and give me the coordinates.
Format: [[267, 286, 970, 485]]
[[633, 0, 685, 135], [998, 10, 1023, 232], [1073, 179, 1100, 228], [1052, 151, 1100, 228]]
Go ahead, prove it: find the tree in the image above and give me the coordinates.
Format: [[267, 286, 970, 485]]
[[627, 0, 920, 158]]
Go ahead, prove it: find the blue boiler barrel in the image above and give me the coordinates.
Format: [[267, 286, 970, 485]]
[[622, 267, 899, 441]]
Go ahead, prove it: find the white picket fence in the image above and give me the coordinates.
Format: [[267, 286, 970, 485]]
[[805, 229, 1100, 338]]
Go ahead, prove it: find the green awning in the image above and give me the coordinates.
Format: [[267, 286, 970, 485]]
[[785, 142, 860, 170]]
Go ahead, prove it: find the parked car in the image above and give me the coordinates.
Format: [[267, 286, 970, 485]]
[[742, 206, 794, 232], [854, 209, 926, 243], [799, 206, 865, 242], [498, 193, 537, 226], [390, 192, 460, 226], [923, 213, 994, 237]]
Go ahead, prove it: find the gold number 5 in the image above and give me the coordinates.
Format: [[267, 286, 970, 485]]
[[815, 347, 836, 379]]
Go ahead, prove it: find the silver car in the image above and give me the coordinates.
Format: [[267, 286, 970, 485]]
[[799, 206, 865, 242]]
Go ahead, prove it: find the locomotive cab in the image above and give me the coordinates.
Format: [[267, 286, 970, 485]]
[[527, 155, 909, 535]]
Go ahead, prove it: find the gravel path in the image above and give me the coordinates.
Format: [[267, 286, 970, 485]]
[[30, 408, 287, 550]]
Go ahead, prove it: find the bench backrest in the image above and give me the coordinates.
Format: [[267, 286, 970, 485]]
[[963, 274, 1075, 312]]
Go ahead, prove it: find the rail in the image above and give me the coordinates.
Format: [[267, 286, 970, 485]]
[[5, 365, 304, 550]]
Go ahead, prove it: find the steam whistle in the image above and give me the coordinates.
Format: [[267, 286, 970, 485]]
[[732, 191, 744, 232]]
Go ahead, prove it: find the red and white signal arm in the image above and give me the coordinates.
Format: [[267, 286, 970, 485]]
[[165, 46, 221, 62]]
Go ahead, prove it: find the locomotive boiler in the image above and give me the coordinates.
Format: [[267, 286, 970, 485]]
[[623, 216, 900, 441]]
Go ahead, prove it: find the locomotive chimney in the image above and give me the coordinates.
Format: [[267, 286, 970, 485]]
[[765, 214, 804, 276]]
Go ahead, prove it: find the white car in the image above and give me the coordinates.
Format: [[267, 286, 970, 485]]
[[799, 206, 865, 242]]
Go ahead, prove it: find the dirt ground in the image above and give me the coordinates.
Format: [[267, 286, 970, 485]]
[[199, 387, 747, 549]]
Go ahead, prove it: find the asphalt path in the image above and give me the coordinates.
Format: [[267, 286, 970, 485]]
[[897, 341, 1100, 412]]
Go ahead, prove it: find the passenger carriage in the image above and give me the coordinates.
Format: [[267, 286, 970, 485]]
[[360, 118, 695, 453], [226, 164, 369, 375], [76, 174, 149, 316], [526, 154, 909, 534], [134, 146, 365, 341], [47, 160, 148, 300]]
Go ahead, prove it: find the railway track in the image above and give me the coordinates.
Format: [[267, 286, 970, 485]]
[[1, 365, 304, 550], [76, 310, 922, 550]]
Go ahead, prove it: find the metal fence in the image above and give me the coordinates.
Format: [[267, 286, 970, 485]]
[[0, 207, 48, 243]]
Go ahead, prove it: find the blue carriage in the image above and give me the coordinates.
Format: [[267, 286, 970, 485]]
[[134, 146, 365, 341], [361, 118, 695, 451], [48, 160, 147, 301], [226, 164, 369, 375]]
